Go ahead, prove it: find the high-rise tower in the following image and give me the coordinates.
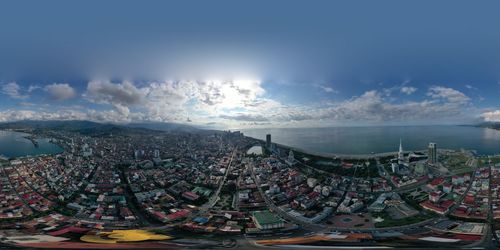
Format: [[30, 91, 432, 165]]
[[428, 142, 437, 164], [266, 134, 272, 149]]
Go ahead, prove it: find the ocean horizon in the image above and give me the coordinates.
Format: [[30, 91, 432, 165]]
[[240, 125, 500, 156]]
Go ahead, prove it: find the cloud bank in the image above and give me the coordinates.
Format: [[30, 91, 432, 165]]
[[0, 79, 489, 128]]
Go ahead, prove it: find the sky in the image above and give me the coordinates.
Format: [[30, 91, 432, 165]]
[[1, 0, 500, 129]]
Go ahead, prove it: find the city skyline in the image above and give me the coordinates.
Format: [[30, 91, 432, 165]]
[[1, 0, 500, 129], [2, 1, 500, 248]]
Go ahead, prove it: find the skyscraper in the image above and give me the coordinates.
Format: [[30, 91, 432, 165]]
[[428, 142, 437, 164], [266, 134, 272, 149]]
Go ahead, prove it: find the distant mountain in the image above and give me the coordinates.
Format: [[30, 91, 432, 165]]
[[125, 122, 201, 133], [0, 120, 202, 134], [474, 122, 500, 130], [0, 120, 105, 131]]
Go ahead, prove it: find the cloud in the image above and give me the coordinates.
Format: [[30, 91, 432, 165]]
[[0, 81, 479, 128], [0, 109, 87, 122], [28, 85, 41, 93], [192, 79, 265, 111], [317, 85, 338, 93], [382, 83, 417, 96], [80, 79, 267, 122], [481, 110, 500, 122], [219, 113, 269, 122], [44, 83, 76, 101], [465, 84, 479, 90], [0, 107, 144, 124], [83, 80, 145, 116], [141, 81, 192, 121], [221, 87, 475, 127], [1, 82, 28, 99], [427, 86, 470, 104], [400, 86, 417, 95], [84, 80, 144, 106]]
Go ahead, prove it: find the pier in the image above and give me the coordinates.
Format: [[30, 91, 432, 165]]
[[23, 136, 39, 148]]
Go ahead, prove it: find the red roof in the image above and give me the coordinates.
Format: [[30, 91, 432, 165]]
[[430, 177, 444, 186], [430, 192, 440, 197], [153, 211, 167, 219], [441, 200, 454, 208], [49, 227, 90, 236], [182, 191, 200, 201], [464, 194, 475, 204], [420, 199, 454, 213], [421, 201, 446, 213], [166, 209, 190, 221]]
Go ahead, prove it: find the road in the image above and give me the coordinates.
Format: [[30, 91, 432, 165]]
[[480, 163, 496, 248], [201, 147, 238, 211], [446, 164, 478, 216]]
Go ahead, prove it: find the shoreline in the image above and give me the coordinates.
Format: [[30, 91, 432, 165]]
[[247, 136, 401, 159], [245, 136, 492, 159], [239, 125, 500, 157], [273, 141, 400, 159], [0, 130, 64, 159]]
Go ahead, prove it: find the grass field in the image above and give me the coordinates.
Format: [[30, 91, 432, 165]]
[[373, 213, 432, 228]]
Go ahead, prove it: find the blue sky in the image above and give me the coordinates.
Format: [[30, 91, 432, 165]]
[[1, 0, 500, 128]]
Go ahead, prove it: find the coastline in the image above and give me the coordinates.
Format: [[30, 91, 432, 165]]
[[245, 136, 482, 159], [0, 130, 64, 159], [273, 141, 401, 159], [240, 125, 500, 156], [247, 136, 399, 159]]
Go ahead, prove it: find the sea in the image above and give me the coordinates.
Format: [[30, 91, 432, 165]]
[[2, 125, 500, 158], [0, 130, 63, 158], [240, 125, 500, 156]]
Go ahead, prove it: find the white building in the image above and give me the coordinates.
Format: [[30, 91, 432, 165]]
[[307, 178, 318, 188]]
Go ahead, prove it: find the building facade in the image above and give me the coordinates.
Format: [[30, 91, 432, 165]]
[[428, 142, 437, 164]]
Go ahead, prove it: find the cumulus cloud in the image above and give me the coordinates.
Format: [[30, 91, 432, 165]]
[[192, 79, 265, 111], [84, 80, 144, 105], [481, 110, 500, 122], [1, 82, 28, 99], [427, 86, 470, 104], [141, 81, 191, 121], [44, 83, 76, 101], [0, 109, 86, 122], [0, 80, 479, 128], [0, 107, 143, 124], [80, 79, 267, 122], [400, 86, 417, 95], [222, 86, 475, 127], [83, 80, 145, 116]]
